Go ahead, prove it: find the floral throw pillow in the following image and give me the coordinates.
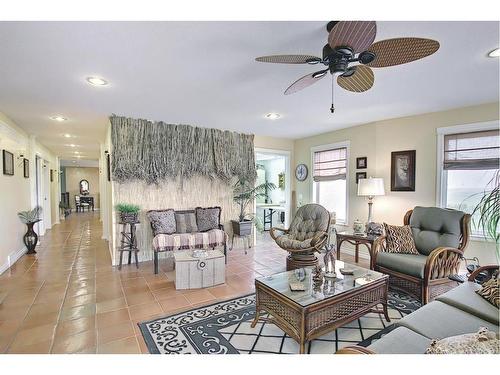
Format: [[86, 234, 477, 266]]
[[383, 223, 419, 254], [147, 209, 176, 236], [425, 327, 500, 354], [195, 206, 221, 232], [476, 278, 499, 308]]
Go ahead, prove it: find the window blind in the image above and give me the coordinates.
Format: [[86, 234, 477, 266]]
[[313, 147, 347, 182], [444, 129, 500, 170]]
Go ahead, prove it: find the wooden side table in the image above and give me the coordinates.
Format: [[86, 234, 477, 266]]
[[118, 221, 139, 270], [336, 231, 380, 267]]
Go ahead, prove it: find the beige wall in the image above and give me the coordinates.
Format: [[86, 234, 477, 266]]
[[65, 167, 100, 209], [294, 102, 499, 265]]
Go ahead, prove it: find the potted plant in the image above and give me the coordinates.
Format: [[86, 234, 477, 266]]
[[232, 177, 276, 236], [472, 171, 499, 262], [17, 206, 42, 254], [116, 203, 140, 223]]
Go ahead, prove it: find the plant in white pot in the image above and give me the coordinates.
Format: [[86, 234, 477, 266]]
[[232, 177, 276, 236]]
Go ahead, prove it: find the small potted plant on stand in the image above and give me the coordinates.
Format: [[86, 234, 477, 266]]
[[232, 177, 276, 236], [17, 206, 42, 254], [116, 203, 140, 223]]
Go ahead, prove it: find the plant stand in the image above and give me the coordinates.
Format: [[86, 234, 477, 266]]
[[118, 221, 139, 270]]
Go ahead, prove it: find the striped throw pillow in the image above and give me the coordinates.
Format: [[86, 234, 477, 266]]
[[476, 278, 499, 308], [175, 212, 199, 233], [383, 223, 419, 254]]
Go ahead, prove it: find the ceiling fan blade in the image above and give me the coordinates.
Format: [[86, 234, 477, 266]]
[[366, 37, 440, 68], [284, 70, 328, 95], [337, 65, 374, 92], [255, 55, 322, 64], [328, 21, 377, 53]]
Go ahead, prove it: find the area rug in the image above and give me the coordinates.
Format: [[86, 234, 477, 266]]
[[138, 290, 420, 354]]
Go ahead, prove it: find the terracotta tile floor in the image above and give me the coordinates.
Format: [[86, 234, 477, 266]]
[[0, 211, 366, 354]]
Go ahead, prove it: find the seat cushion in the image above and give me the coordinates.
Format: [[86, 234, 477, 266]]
[[367, 326, 432, 354], [195, 206, 221, 232], [175, 212, 198, 233], [383, 223, 419, 254], [376, 252, 428, 279], [147, 209, 176, 236], [288, 204, 329, 241], [396, 301, 499, 339], [274, 234, 312, 250], [152, 229, 226, 252], [436, 281, 499, 325], [409, 206, 465, 255]]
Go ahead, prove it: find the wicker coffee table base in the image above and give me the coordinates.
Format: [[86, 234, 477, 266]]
[[252, 276, 390, 354]]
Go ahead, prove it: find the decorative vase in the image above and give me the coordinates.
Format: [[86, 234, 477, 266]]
[[23, 222, 39, 254], [353, 219, 364, 234]]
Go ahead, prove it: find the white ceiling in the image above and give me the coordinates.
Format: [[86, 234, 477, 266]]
[[0, 21, 498, 159]]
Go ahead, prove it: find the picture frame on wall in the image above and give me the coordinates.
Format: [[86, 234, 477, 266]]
[[2, 150, 14, 175], [391, 150, 416, 191], [356, 172, 367, 184], [106, 153, 111, 181], [356, 156, 367, 169], [23, 158, 29, 178]]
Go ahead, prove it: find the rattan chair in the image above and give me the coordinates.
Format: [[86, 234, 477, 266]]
[[371, 206, 471, 304], [270, 203, 330, 270]]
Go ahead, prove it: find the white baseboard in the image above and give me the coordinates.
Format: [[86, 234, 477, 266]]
[[0, 246, 27, 275]]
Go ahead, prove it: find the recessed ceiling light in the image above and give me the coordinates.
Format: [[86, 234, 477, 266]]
[[69, 144, 76, 147], [265, 113, 281, 120], [488, 48, 500, 58], [74, 151, 80, 154], [72, 160, 76, 163], [86, 76, 109, 86], [50, 116, 67, 122], [63, 133, 72, 138]]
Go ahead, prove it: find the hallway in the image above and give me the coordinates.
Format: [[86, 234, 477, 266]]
[[0, 212, 280, 353]]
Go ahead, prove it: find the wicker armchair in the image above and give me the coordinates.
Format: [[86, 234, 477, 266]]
[[371, 206, 471, 304], [270, 203, 330, 270]]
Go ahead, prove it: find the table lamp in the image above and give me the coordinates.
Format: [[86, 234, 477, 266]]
[[357, 177, 385, 224]]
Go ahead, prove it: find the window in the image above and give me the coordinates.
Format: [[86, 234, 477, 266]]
[[438, 125, 499, 237], [312, 142, 349, 224]]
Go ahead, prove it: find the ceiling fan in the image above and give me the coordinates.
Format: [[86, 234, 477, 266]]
[[255, 21, 440, 113]]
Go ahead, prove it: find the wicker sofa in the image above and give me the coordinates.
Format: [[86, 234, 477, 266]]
[[147, 208, 228, 274], [337, 265, 499, 354]]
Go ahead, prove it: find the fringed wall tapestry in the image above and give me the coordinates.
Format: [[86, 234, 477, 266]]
[[110, 115, 257, 184]]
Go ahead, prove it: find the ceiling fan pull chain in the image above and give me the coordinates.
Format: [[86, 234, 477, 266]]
[[330, 76, 335, 113]]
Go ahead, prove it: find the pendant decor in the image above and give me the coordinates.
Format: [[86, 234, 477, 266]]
[[110, 115, 257, 185]]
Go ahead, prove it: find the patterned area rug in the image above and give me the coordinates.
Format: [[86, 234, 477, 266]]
[[138, 290, 420, 354]]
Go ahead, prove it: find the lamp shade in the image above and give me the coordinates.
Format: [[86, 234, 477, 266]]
[[358, 177, 385, 197]]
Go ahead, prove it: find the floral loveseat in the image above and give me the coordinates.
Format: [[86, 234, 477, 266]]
[[147, 207, 227, 274]]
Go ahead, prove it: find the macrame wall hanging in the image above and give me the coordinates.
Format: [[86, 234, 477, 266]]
[[110, 115, 257, 184]]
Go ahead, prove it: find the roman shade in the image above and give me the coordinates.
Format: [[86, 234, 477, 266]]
[[444, 129, 499, 170], [313, 147, 347, 182]]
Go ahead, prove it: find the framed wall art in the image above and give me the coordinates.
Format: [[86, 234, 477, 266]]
[[23, 158, 29, 178], [2, 150, 14, 176], [356, 171, 367, 184], [391, 150, 416, 191], [356, 156, 367, 169]]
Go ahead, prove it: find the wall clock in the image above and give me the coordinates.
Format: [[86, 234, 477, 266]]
[[295, 164, 308, 181]]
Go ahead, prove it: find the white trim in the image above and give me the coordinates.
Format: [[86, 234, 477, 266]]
[[0, 246, 27, 275], [310, 141, 350, 226], [436, 120, 499, 236]]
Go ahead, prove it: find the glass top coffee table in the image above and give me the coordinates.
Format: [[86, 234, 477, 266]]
[[251, 261, 390, 353]]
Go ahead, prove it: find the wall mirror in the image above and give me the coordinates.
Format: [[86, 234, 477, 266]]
[[79, 179, 90, 195]]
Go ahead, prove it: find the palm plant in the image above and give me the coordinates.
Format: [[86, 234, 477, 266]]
[[471, 171, 499, 260], [233, 178, 276, 222]]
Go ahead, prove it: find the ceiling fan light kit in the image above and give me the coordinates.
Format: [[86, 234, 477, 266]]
[[256, 21, 440, 113]]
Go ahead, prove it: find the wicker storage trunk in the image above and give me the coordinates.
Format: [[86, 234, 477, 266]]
[[174, 250, 225, 289]]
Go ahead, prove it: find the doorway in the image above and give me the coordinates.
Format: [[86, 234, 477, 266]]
[[254, 148, 291, 246]]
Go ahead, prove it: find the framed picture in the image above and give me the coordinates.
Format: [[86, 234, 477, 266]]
[[23, 158, 29, 178], [391, 150, 416, 191], [356, 156, 367, 169], [106, 153, 111, 181], [50, 169, 54, 182], [356, 171, 367, 184], [2, 150, 14, 175]]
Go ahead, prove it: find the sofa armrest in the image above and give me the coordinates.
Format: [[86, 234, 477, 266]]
[[370, 235, 387, 270], [270, 227, 289, 241], [218, 223, 225, 232], [336, 346, 375, 354], [310, 231, 328, 249], [468, 265, 499, 282], [424, 247, 464, 280]]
